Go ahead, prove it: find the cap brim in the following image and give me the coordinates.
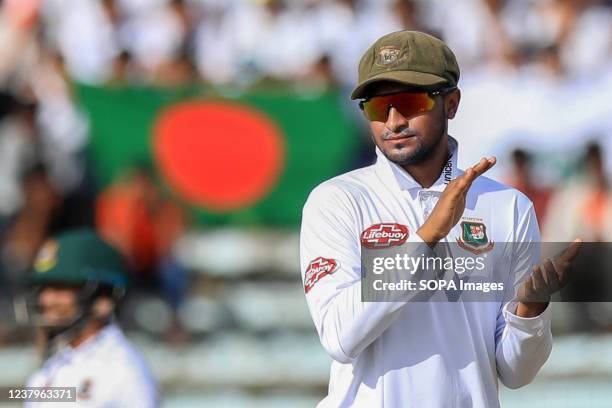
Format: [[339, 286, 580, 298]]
[[27, 269, 81, 287], [351, 71, 448, 100]]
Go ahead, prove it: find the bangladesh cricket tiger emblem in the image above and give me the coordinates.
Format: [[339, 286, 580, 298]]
[[34, 240, 58, 273], [456, 218, 494, 254]]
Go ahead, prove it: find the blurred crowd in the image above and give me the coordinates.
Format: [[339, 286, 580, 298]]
[[506, 142, 612, 242], [0, 0, 611, 343], [5, 0, 612, 89]]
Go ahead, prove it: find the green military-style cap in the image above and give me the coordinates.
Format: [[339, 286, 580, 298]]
[[29, 229, 128, 288], [351, 30, 460, 100]]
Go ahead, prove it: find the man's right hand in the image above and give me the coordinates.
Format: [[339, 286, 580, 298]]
[[417, 157, 496, 244]]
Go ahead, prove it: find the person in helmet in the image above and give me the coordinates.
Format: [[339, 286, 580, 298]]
[[19, 229, 159, 407]]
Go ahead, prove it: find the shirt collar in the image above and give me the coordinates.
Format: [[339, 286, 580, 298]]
[[374, 135, 460, 193], [46, 323, 123, 364]]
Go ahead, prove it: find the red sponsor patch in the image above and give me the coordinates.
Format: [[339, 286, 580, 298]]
[[360, 223, 409, 249], [304, 257, 339, 293]]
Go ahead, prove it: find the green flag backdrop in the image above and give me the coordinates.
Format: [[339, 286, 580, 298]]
[[77, 84, 360, 226]]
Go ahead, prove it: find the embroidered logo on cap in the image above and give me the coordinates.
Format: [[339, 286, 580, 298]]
[[376, 46, 405, 67], [34, 240, 58, 273]]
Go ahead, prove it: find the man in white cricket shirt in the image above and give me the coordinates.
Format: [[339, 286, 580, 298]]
[[19, 229, 159, 407], [300, 31, 581, 408]]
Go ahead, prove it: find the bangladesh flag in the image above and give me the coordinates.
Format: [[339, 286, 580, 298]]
[[77, 84, 360, 226]]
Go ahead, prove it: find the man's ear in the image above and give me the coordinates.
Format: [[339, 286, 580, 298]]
[[446, 89, 461, 119], [92, 297, 115, 318]]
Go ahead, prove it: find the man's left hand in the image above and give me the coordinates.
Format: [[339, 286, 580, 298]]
[[516, 239, 582, 317]]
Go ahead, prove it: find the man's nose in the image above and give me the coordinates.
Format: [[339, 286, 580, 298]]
[[386, 106, 409, 132], [39, 288, 51, 304], [38, 287, 57, 305]]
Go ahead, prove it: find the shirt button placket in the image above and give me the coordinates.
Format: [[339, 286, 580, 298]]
[[419, 190, 431, 219]]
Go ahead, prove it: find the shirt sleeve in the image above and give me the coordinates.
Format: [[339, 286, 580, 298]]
[[300, 182, 428, 364], [495, 201, 553, 389]]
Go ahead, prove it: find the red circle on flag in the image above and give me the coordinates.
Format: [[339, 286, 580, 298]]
[[153, 101, 285, 211]]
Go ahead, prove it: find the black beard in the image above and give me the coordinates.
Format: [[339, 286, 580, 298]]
[[380, 119, 447, 166]]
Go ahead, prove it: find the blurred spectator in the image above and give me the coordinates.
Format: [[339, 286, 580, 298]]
[[0, 93, 38, 218], [505, 148, 553, 224], [579, 143, 611, 241], [119, 0, 193, 84], [0, 164, 60, 284], [195, 0, 328, 85], [425, 0, 518, 73], [543, 142, 612, 242], [30, 49, 92, 197], [193, 2, 244, 85], [323, 0, 407, 89], [109, 49, 136, 84], [96, 165, 189, 339], [96, 164, 186, 274], [0, 79, 93, 295], [41, 0, 120, 84], [531, 0, 612, 79], [253, 0, 322, 81], [0, 0, 42, 82]]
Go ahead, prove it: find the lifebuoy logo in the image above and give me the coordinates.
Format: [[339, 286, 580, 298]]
[[304, 257, 339, 293], [360, 223, 409, 249]]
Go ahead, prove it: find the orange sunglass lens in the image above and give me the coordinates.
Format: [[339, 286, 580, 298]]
[[363, 93, 435, 122]]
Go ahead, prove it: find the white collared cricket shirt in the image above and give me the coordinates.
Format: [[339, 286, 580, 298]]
[[26, 324, 159, 408], [300, 136, 553, 408]]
